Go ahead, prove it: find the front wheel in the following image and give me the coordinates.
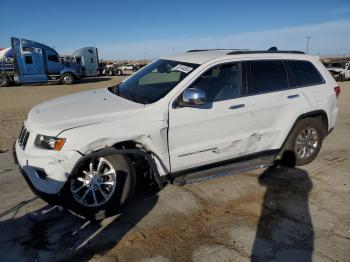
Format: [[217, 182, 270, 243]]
[[65, 155, 136, 219], [283, 117, 324, 166], [60, 73, 75, 85]]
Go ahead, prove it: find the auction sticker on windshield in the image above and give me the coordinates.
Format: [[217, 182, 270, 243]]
[[173, 64, 193, 74]]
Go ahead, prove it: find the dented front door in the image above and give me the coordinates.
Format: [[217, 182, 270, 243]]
[[168, 62, 257, 172]]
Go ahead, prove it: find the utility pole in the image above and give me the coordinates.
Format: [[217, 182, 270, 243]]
[[306, 36, 311, 54]]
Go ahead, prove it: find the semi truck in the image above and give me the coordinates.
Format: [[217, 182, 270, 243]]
[[0, 37, 83, 87], [62, 47, 100, 77]]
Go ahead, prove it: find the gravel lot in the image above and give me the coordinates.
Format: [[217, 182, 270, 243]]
[[0, 78, 349, 261]]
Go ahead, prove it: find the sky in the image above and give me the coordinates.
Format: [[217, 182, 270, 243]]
[[1, 0, 350, 60]]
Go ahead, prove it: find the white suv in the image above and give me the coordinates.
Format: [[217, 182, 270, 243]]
[[15, 48, 340, 217]]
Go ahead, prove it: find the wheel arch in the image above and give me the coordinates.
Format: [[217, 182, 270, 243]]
[[70, 140, 165, 189], [281, 109, 329, 150]]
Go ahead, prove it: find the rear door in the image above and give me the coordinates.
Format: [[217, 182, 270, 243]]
[[245, 59, 306, 153], [168, 62, 257, 172]]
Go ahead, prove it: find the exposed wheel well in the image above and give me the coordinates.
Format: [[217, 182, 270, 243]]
[[281, 110, 329, 152], [298, 110, 328, 137], [113, 141, 154, 185]]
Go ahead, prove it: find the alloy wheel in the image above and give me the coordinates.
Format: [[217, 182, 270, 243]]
[[70, 157, 117, 207], [295, 127, 319, 159]]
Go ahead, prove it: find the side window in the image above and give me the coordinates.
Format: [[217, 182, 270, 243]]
[[24, 55, 33, 64], [191, 63, 241, 102], [248, 60, 288, 95], [286, 60, 324, 87], [23, 47, 34, 52], [48, 55, 59, 63]]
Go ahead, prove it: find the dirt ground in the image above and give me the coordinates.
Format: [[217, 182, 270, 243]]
[[0, 78, 349, 261]]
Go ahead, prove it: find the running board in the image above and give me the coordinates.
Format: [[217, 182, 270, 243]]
[[172, 155, 275, 186]]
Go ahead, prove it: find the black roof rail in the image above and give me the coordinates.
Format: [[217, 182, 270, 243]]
[[227, 47, 305, 55], [187, 49, 248, 53]]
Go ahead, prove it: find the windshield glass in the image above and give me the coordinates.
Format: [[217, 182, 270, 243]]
[[109, 59, 199, 104]]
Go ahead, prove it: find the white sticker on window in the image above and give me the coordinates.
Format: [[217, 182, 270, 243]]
[[173, 64, 193, 74]]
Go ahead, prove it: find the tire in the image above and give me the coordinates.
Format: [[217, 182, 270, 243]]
[[283, 117, 324, 166], [105, 69, 114, 76], [114, 68, 122, 76], [64, 154, 136, 219], [0, 74, 10, 87], [60, 73, 75, 85]]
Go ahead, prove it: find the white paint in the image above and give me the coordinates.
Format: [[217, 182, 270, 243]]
[[15, 51, 338, 195]]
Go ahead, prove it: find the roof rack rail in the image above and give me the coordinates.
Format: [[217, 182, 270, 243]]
[[227, 47, 305, 55], [187, 48, 248, 53]]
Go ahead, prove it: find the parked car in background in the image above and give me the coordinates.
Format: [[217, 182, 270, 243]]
[[0, 37, 83, 87], [14, 48, 339, 218], [326, 61, 350, 81], [118, 63, 136, 71]]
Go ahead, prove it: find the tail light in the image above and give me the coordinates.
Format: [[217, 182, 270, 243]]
[[334, 86, 341, 99]]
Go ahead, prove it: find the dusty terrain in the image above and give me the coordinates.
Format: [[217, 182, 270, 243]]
[[0, 79, 349, 261]]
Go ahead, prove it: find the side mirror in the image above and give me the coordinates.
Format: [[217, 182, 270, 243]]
[[183, 88, 207, 105]]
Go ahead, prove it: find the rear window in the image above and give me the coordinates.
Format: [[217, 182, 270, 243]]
[[248, 60, 288, 95], [286, 60, 324, 87]]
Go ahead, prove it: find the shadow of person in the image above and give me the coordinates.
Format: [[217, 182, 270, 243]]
[[251, 151, 314, 262]]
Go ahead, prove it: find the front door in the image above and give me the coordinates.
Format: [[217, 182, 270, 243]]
[[168, 62, 257, 172]]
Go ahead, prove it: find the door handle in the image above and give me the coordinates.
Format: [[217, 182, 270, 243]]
[[229, 104, 245, 109], [287, 94, 299, 99]]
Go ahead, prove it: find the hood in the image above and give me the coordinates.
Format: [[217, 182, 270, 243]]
[[26, 88, 144, 135]]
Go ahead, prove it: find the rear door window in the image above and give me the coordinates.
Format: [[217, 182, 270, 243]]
[[247, 60, 288, 95], [286, 60, 324, 87]]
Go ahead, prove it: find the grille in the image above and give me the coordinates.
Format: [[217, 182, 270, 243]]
[[18, 126, 30, 150]]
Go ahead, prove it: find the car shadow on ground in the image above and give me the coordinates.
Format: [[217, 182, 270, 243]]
[[0, 183, 159, 261], [252, 151, 314, 262]]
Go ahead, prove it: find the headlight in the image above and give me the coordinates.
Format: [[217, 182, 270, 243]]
[[34, 135, 66, 151]]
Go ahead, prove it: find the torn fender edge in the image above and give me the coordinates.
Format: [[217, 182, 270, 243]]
[[70, 147, 165, 189]]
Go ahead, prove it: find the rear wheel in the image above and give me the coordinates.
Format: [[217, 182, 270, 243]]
[[60, 73, 75, 85], [0, 74, 10, 87], [114, 68, 122, 75], [66, 155, 136, 219], [283, 117, 324, 166]]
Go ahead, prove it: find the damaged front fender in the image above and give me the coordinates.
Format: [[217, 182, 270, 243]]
[[70, 147, 165, 189]]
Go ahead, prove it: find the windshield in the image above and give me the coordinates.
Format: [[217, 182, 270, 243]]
[[109, 59, 199, 104]]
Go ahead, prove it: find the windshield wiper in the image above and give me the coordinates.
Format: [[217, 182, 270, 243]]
[[108, 84, 120, 95], [108, 84, 138, 103]]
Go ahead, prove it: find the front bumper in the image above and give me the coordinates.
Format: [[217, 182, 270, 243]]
[[14, 140, 82, 195]]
